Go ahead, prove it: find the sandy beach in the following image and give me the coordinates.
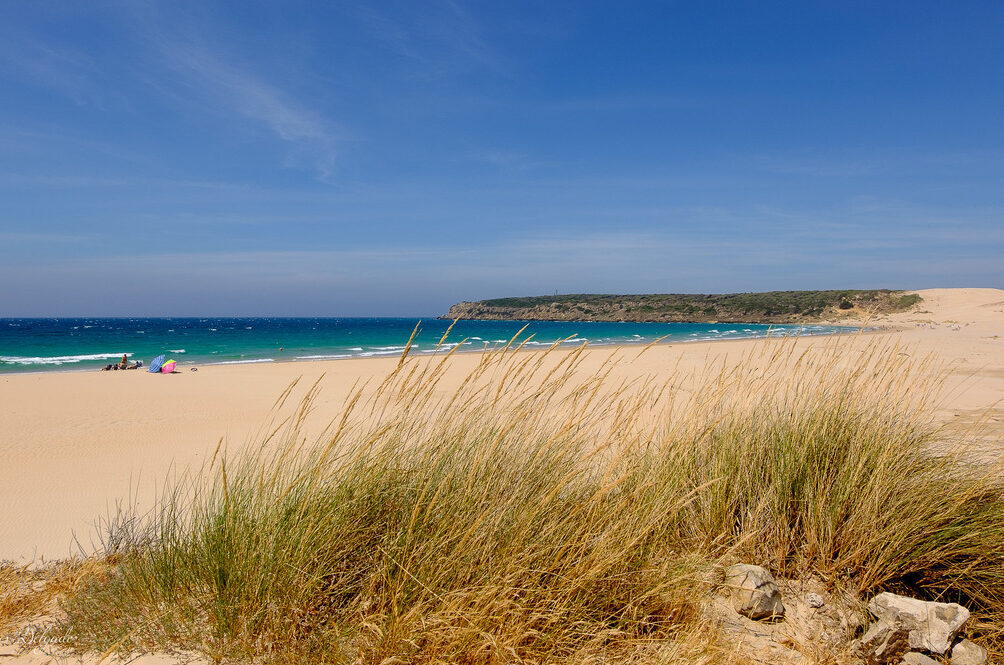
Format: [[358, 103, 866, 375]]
[[1, 288, 1001, 563]]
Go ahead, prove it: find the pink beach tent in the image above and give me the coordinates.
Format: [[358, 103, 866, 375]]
[[160, 359, 177, 373]]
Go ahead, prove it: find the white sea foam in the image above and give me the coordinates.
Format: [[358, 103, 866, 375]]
[[420, 342, 466, 353], [371, 345, 406, 351], [0, 352, 130, 365], [348, 347, 363, 351], [168, 349, 186, 354]]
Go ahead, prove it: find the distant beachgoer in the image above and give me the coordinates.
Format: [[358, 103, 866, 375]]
[[102, 357, 142, 370]]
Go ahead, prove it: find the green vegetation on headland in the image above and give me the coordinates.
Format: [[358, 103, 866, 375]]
[[10, 335, 1001, 663], [444, 289, 923, 323]]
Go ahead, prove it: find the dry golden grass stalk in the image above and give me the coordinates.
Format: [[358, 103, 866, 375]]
[[51, 333, 1004, 663]]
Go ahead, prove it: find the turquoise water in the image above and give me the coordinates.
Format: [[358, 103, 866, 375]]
[[0, 318, 854, 374]]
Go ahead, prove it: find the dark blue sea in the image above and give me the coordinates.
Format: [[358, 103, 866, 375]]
[[0, 318, 854, 374]]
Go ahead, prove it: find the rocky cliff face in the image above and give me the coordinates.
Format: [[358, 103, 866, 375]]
[[443, 291, 921, 324]]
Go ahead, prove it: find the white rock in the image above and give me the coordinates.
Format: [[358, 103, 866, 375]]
[[868, 592, 969, 654], [806, 592, 824, 608], [951, 639, 988, 665], [724, 564, 785, 620], [902, 652, 941, 665]]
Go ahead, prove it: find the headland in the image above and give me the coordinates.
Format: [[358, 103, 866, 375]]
[[442, 289, 921, 324]]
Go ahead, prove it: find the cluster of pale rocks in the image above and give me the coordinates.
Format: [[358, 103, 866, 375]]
[[702, 563, 990, 665]]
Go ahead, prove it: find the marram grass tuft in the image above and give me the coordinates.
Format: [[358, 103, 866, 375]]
[[59, 333, 1004, 663]]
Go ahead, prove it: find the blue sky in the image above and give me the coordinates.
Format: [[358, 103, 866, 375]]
[[1, 1, 1001, 316]]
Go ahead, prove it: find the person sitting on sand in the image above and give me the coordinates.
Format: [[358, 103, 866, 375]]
[[101, 356, 141, 370]]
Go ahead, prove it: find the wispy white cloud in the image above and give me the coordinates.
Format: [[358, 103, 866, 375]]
[[152, 39, 339, 179], [0, 231, 85, 244], [0, 34, 108, 108], [502, 94, 707, 115], [476, 151, 557, 171], [748, 148, 1004, 178], [349, 1, 503, 78], [0, 6, 342, 180], [0, 173, 132, 188], [0, 170, 256, 193]]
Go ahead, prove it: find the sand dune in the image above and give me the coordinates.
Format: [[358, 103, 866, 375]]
[[0, 288, 1000, 563]]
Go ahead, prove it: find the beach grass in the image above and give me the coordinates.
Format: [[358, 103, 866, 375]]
[[49, 333, 1004, 662], [0, 564, 40, 637]]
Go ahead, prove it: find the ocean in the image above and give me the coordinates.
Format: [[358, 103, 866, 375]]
[[0, 318, 854, 374]]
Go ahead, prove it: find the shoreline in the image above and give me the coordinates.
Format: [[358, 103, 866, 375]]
[[0, 322, 870, 377], [0, 288, 1001, 562]]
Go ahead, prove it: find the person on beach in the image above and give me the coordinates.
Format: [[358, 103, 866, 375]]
[[101, 355, 141, 370]]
